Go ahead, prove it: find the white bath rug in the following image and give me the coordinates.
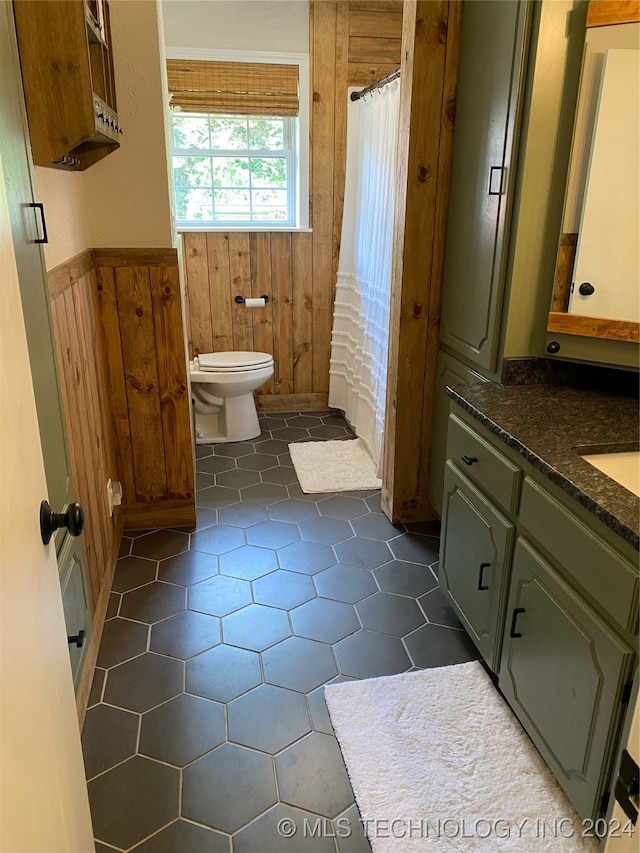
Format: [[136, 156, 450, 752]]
[[288, 438, 382, 493], [325, 661, 599, 852]]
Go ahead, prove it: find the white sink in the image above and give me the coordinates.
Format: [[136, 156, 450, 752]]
[[580, 450, 640, 497]]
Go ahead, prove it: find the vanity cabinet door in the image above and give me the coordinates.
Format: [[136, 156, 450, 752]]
[[499, 538, 634, 821], [439, 461, 514, 671]]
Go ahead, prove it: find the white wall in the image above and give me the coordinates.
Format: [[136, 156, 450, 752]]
[[162, 0, 309, 52], [34, 168, 90, 271]]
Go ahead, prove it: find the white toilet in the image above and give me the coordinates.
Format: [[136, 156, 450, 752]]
[[190, 351, 274, 443]]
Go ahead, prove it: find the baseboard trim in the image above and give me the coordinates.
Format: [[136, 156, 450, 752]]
[[122, 498, 196, 530], [256, 393, 330, 413]]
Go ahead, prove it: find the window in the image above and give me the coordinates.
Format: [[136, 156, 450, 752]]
[[172, 113, 297, 226]]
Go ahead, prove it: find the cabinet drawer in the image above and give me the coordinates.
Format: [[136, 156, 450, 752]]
[[446, 413, 522, 513], [519, 477, 638, 633]]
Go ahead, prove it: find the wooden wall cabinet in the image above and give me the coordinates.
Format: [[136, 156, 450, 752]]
[[438, 407, 638, 822], [14, 0, 121, 170]]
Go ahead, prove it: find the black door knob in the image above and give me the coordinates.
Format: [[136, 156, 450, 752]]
[[578, 282, 595, 296], [40, 500, 85, 545]]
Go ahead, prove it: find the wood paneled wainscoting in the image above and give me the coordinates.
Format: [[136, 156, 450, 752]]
[[48, 247, 195, 716]]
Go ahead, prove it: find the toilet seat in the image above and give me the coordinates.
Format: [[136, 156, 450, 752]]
[[195, 351, 273, 372]]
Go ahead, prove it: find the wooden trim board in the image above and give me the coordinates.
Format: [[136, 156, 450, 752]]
[[547, 311, 640, 342], [586, 0, 640, 27]]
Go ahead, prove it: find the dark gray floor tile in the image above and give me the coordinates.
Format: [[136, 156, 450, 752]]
[[119, 581, 186, 624], [260, 466, 300, 486], [191, 523, 246, 556], [256, 416, 287, 431], [419, 586, 465, 628], [195, 454, 236, 474], [94, 843, 119, 853], [131, 530, 189, 561], [228, 683, 311, 753], [139, 693, 225, 766], [149, 609, 220, 659], [403, 622, 480, 668], [356, 592, 425, 637], [365, 493, 382, 513], [334, 537, 392, 570], [309, 425, 353, 439], [335, 803, 373, 853], [262, 636, 338, 693], [217, 502, 268, 528], [103, 653, 183, 713], [388, 532, 439, 566], [188, 574, 252, 617], [276, 732, 354, 818], [88, 756, 179, 850], [350, 512, 404, 541], [96, 618, 149, 669], [106, 592, 120, 620], [240, 482, 289, 505], [268, 499, 320, 524], [404, 519, 442, 537], [195, 444, 215, 458], [271, 426, 312, 441], [253, 570, 316, 610], [233, 803, 337, 853], [219, 544, 278, 580], [186, 644, 262, 702], [299, 516, 353, 545], [222, 603, 291, 651], [118, 537, 132, 558], [246, 519, 300, 549], [87, 667, 106, 708], [286, 415, 324, 428], [82, 704, 139, 780], [111, 556, 157, 593], [374, 560, 438, 598], [196, 471, 215, 491], [314, 565, 378, 603], [182, 744, 277, 833], [216, 467, 261, 489], [278, 540, 337, 574], [291, 598, 359, 644], [334, 630, 411, 679], [193, 506, 218, 532], [286, 483, 326, 502], [196, 484, 241, 510], [317, 495, 368, 520], [254, 438, 291, 455], [157, 549, 218, 586], [213, 442, 254, 458], [237, 452, 279, 472], [130, 820, 229, 853]]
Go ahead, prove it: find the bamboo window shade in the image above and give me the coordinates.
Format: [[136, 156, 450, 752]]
[[166, 60, 299, 116]]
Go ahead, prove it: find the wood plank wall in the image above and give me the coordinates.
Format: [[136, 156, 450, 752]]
[[94, 248, 196, 529], [181, 1, 403, 410]]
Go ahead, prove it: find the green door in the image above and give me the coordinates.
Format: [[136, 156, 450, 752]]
[[0, 4, 91, 685], [499, 538, 634, 820], [439, 0, 531, 371], [439, 461, 514, 670]]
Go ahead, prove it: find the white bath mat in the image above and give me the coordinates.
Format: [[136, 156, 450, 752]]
[[325, 661, 598, 852], [288, 438, 382, 493]]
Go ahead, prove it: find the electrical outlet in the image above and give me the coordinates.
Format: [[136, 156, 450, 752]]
[[106, 479, 123, 516]]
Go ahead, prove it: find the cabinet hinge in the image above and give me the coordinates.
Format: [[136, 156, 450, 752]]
[[599, 790, 610, 816], [621, 680, 633, 705]]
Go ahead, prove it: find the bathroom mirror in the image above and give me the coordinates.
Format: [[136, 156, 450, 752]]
[[547, 1, 640, 345]]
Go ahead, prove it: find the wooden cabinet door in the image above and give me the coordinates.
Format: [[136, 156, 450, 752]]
[[439, 0, 530, 371], [439, 461, 514, 670], [499, 538, 634, 821]]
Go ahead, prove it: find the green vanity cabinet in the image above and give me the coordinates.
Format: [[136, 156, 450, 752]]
[[438, 406, 638, 822], [439, 462, 514, 670], [499, 538, 634, 821]]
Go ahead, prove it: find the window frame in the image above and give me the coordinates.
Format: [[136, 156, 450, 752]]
[[165, 47, 310, 232], [172, 113, 297, 227]]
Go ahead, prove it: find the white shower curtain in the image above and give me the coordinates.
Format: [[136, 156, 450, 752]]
[[328, 79, 400, 476]]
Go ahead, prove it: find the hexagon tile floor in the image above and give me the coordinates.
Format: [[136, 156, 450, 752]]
[[83, 411, 479, 853]]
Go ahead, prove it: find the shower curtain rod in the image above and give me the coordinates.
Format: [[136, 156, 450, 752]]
[[350, 67, 401, 102]]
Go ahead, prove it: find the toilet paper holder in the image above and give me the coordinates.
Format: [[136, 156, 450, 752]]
[[235, 294, 269, 304]]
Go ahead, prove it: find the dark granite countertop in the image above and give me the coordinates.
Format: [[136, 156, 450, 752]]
[[446, 383, 640, 551]]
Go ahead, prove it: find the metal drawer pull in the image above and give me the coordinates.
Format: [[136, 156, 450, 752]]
[[478, 562, 491, 590], [29, 202, 48, 244], [461, 455, 478, 466], [509, 607, 525, 638]]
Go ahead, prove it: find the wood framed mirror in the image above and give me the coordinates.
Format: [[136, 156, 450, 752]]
[[548, 0, 640, 345]]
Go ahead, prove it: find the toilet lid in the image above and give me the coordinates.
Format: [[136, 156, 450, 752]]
[[196, 351, 273, 371]]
